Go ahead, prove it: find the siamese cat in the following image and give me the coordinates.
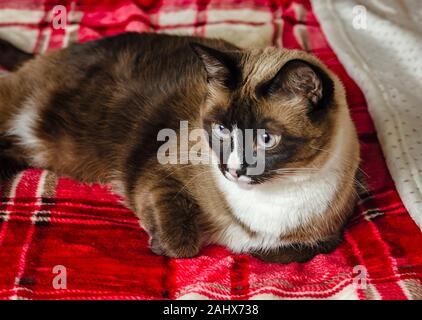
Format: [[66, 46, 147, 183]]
[[0, 33, 360, 263]]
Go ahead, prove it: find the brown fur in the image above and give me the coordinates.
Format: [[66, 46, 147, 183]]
[[0, 32, 360, 263]]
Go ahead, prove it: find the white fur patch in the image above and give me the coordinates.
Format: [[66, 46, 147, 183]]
[[214, 108, 354, 252], [227, 125, 242, 171], [6, 99, 46, 167]]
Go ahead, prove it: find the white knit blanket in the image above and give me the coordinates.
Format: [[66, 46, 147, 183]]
[[312, 0, 422, 229]]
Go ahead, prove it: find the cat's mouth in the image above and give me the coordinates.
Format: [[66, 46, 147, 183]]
[[224, 168, 254, 189]]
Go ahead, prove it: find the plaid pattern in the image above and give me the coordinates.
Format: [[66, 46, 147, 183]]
[[1, 0, 422, 300]]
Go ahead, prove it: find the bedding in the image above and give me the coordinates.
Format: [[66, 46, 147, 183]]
[[312, 0, 422, 231], [0, 0, 422, 300]]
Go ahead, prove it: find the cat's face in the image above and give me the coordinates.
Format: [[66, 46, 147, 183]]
[[192, 44, 337, 187]]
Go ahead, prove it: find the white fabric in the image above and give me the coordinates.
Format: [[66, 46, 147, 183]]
[[312, 0, 422, 229]]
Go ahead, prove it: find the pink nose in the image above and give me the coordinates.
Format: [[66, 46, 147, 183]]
[[228, 169, 239, 179]]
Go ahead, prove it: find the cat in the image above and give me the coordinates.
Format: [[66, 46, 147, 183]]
[[0, 32, 360, 263]]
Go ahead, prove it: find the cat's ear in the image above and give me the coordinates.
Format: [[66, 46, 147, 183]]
[[190, 43, 240, 89], [262, 59, 334, 110]]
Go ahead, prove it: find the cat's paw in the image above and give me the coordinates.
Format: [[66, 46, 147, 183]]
[[149, 235, 200, 259], [149, 237, 166, 256]]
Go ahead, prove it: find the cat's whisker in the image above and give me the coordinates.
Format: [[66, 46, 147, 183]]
[[269, 167, 320, 176], [309, 145, 369, 178], [270, 168, 319, 172]]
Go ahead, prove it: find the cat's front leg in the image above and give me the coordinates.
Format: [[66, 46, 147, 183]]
[[145, 179, 202, 259], [0, 136, 27, 182]]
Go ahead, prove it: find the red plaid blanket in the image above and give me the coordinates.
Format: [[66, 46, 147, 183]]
[[1, 0, 422, 300]]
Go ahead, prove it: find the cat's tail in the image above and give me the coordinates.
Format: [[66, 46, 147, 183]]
[[0, 39, 34, 71]]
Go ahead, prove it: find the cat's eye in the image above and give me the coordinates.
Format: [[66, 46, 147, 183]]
[[257, 132, 281, 150], [212, 123, 231, 140]]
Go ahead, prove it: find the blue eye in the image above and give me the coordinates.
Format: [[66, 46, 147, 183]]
[[257, 132, 281, 149], [212, 123, 230, 140]]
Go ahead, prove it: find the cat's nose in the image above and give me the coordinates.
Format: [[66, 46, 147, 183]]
[[228, 169, 239, 180], [228, 168, 247, 179]]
